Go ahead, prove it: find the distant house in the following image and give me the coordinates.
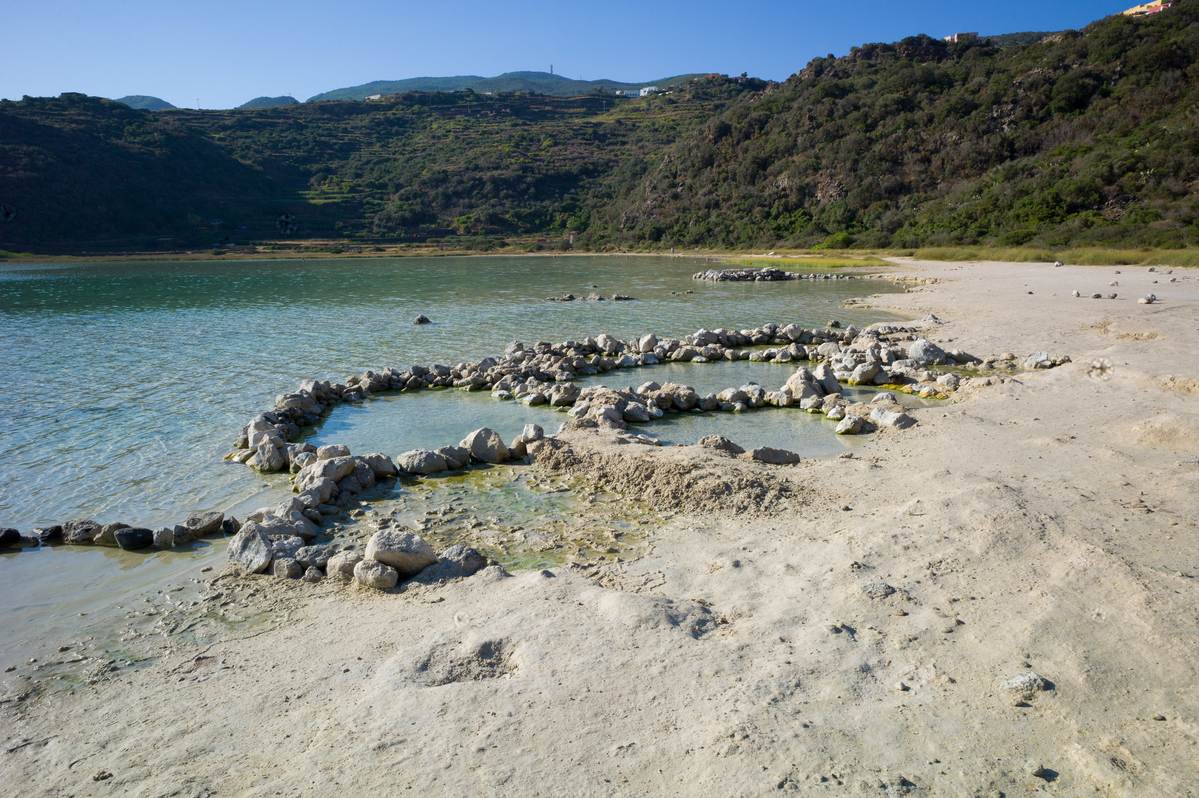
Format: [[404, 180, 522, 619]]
[[1123, 0, 1173, 16], [639, 86, 660, 97], [365, 94, 382, 101], [943, 32, 978, 43]]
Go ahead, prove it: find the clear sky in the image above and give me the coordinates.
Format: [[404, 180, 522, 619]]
[[3, 0, 1138, 109]]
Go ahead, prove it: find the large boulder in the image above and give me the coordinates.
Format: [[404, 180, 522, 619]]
[[61, 519, 99, 544], [908, 338, 947, 364], [813, 363, 841, 396], [870, 407, 917, 429], [354, 559, 399, 590], [397, 449, 449, 475], [294, 456, 356, 492], [227, 522, 273, 574], [294, 544, 336, 569], [327, 550, 364, 579], [697, 435, 745, 455], [417, 545, 490, 582], [115, 527, 154, 550], [364, 530, 438, 577], [435, 445, 471, 470], [183, 511, 225, 537], [460, 428, 509, 464], [748, 447, 801, 465], [250, 442, 287, 472], [0, 528, 21, 549], [360, 453, 398, 479]]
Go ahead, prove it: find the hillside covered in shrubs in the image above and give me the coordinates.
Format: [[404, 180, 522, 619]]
[[1, 2, 1197, 253]]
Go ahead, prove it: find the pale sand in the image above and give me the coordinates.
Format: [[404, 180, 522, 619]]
[[3, 260, 1198, 797]]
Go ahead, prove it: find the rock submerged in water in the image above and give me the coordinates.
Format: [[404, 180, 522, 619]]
[[413, 314, 431, 324]]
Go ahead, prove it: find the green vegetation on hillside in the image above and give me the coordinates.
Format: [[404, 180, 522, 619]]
[[0, 78, 758, 248], [237, 96, 298, 109], [587, 3, 1199, 251], [308, 72, 709, 101], [113, 95, 176, 110], [3, 4, 1198, 255]]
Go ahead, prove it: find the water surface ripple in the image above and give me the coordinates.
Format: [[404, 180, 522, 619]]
[[0, 255, 905, 530]]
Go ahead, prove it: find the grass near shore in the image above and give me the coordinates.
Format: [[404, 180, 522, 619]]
[[721, 255, 891, 269]]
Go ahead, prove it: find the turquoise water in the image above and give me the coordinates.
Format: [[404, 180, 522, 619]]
[[0, 255, 904, 530], [0, 255, 907, 668]]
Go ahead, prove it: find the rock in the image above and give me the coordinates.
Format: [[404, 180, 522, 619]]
[[435, 445, 472, 470], [748, 447, 801, 465], [365, 530, 438, 576], [354, 559, 399, 590], [61, 520, 100, 543], [517, 423, 544, 443], [595, 333, 621, 354], [94, 523, 126, 547], [859, 580, 896, 599], [273, 557, 302, 579], [290, 451, 317, 473], [999, 672, 1049, 700], [35, 525, 63, 544], [836, 416, 864, 435], [813, 364, 841, 396], [153, 527, 175, 550], [115, 527, 154, 550], [908, 338, 947, 364], [1138, 295, 1155, 305], [460, 427, 509, 463], [294, 544, 335, 569], [1054, 260, 1063, 267], [419, 545, 490, 581], [413, 314, 431, 324], [1073, 290, 1081, 297], [697, 435, 745, 454], [1024, 760, 1046, 778], [227, 522, 274, 574], [250, 442, 287, 472], [360, 453, 398, 478], [327, 550, 364, 579], [317, 444, 351, 460], [637, 334, 658, 353], [222, 516, 242, 535], [827, 406, 846, 421], [184, 511, 225, 537], [396, 448, 449, 475], [871, 391, 897, 404], [301, 567, 324, 583], [0, 528, 20, 549], [870, 407, 916, 429]]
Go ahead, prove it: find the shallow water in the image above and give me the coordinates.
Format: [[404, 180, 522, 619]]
[[0, 255, 908, 666]]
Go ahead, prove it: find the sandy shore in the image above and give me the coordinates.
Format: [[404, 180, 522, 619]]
[[3, 260, 1197, 796]]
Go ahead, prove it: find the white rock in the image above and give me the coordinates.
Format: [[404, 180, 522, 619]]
[[327, 550, 364, 579], [354, 559, 399, 590], [365, 530, 438, 576], [460, 427, 509, 463], [227, 522, 273, 574]]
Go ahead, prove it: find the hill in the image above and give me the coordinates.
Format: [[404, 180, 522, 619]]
[[112, 95, 176, 110], [583, 3, 1199, 251], [983, 31, 1062, 47], [0, 79, 757, 249], [307, 72, 708, 101], [237, 96, 299, 109], [3, 6, 1198, 254]]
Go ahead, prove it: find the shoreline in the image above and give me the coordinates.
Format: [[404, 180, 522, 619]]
[[3, 259, 1198, 795]]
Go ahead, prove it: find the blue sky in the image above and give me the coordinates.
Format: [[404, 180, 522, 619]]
[[3, 0, 1137, 109]]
